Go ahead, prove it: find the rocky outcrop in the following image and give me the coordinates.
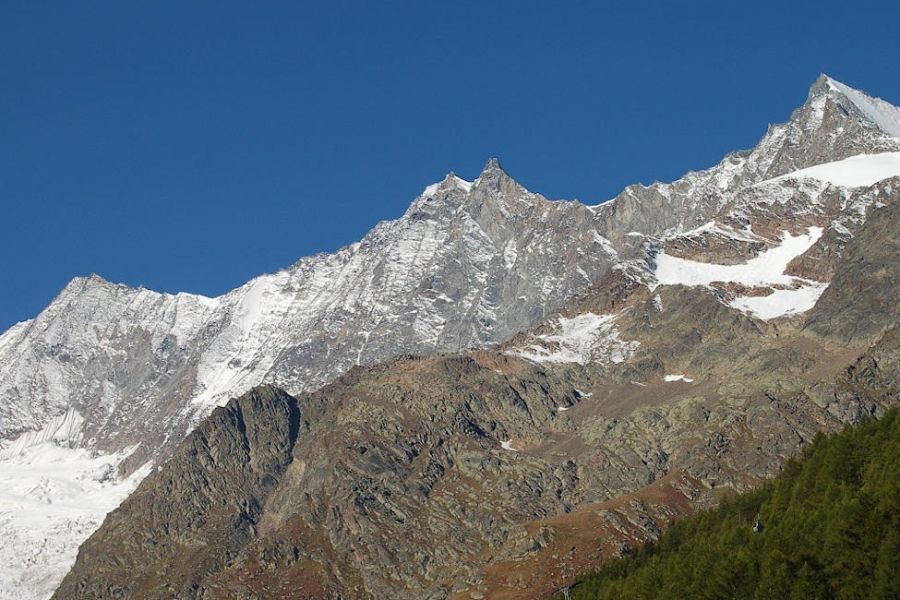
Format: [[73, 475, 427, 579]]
[[804, 195, 900, 344], [53, 386, 302, 599]]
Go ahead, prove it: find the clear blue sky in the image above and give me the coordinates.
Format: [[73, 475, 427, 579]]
[[2, 1, 899, 330]]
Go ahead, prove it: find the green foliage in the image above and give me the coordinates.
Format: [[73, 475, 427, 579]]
[[560, 410, 900, 600]]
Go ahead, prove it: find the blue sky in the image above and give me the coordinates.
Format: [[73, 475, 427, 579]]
[[2, 1, 899, 330]]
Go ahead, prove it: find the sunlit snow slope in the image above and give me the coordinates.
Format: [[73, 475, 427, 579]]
[[654, 227, 827, 320]]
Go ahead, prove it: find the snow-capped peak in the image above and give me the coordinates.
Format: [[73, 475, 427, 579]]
[[420, 172, 473, 198], [767, 151, 900, 188], [811, 74, 900, 138]]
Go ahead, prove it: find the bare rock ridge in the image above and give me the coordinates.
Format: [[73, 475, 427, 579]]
[[3, 74, 900, 598]]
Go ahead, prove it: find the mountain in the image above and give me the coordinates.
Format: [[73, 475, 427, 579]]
[[558, 408, 900, 600], [50, 219, 900, 598], [0, 159, 614, 454], [38, 75, 900, 599], [2, 74, 900, 599], [0, 161, 618, 599]]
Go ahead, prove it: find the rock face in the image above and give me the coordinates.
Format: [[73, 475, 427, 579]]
[[804, 199, 900, 344], [55, 386, 302, 599], [4, 74, 900, 598]]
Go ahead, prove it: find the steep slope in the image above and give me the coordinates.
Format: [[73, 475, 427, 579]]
[[53, 386, 302, 599], [4, 74, 900, 598], [558, 409, 899, 600], [53, 156, 900, 598], [1, 160, 621, 600], [53, 304, 900, 599]]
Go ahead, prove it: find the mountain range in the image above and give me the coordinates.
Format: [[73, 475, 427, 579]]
[[1, 74, 899, 599]]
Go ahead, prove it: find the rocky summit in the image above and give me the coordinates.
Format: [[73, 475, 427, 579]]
[[2, 74, 900, 599]]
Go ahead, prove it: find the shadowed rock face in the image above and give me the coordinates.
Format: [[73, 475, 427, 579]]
[[53, 386, 302, 599], [804, 197, 900, 344]]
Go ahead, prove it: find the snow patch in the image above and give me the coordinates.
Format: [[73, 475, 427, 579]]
[[592, 232, 618, 256], [0, 320, 33, 356], [654, 227, 823, 288], [503, 240, 518, 269], [452, 175, 474, 192], [830, 220, 852, 237], [664, 374, 694, 383], [1, 410, 84, 456], [729, 284, 828, 320], [827, 78, 900, 138], [189, 270, 302, 413], [506, 313, 639, 365], [500, 439, 518, 452], [421, 174, 473, 198], [770, 152, 900, 188], [679, 220, 765, 243], [653, 227, 828, 320]]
